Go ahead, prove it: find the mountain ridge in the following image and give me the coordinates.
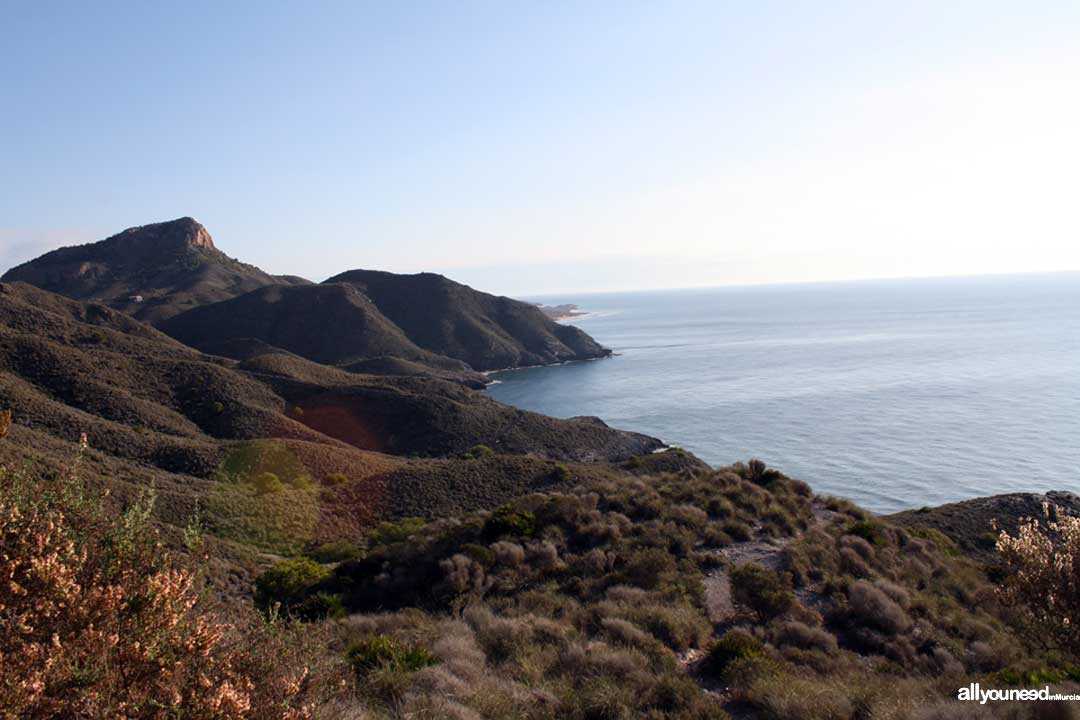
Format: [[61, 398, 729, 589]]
[[4, 217, 614, 376], [0, 217, 311, 324]]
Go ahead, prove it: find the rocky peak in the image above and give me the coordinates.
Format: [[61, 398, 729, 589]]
[[113, 217, 216, 253]]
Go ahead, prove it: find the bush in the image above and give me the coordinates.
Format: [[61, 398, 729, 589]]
[[484, 505, 536, 539], [464, 444, 496, 460], [621, 548, 677, 590], [294, 591, 347, 620], [346, 634, 438, 677], [253, 471, 284, 495], [996, 505, 1080, 659], [369, 516, 426, 546], [324, 472, 348, 486], [552, 463, 571, 482], [306, 540, 362, 563], [212, 401, 225, 415], [0, 444, 331, 717], [703, 630, 765, 677], [731, 563, 794, 621], [460, 542, 497, 568], [847, 580, 911, 635], [846, 520, 887, 546], [773, 621, 838, 654], [254, 556, 328, 611], [490, 540, 525, 566]]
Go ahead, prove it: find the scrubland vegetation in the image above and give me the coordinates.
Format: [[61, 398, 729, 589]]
[[3, 417, 1079, 719]]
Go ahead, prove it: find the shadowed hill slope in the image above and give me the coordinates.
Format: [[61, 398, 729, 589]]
[[1, 217, 309, 324], [0, 282, 660, 472], [0, 280, 670, 574], [5, 218, 616, 376], [888, 490, 1080, 560], [328, 269, 611, 370], [157, 282, 474, 374]]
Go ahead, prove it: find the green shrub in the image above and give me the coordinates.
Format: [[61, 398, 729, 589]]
[[552, 463, 571, 482], [306, 540, 362, 563], [846, 520, 886, 547], [464, 444, 496, 460], [703, 630, 765, 677], [323, 472, 348, 486], [253, 472, 284, 495], [212, 401, 224, 415], [254, 556, 328, 611], [995, 665, 1080, 686], [346, 634, 437, 677], [460, 543, 496, 568], [294, 592, 347, 621], [369, 517, 426, 546], [621, 548, 677, 590], [484, 505, 536, 539], [219, 440, 312, 489], [731, 563, 793, 621]]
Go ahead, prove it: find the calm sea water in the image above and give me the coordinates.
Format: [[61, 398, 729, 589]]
[[488, 274, 1080, 514]]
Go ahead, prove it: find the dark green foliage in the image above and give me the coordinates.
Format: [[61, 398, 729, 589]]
[[995, 664, 1080, 686], [552, 463, 571, 482], [460, 542, 496, 568], [295, 592, 347, 621], [730, 563, 794, 621], [323, 472, 348, 486], [845, 519, 887, 546], [212, 401, 224, 415], [703, 630, 765, 677], [622, 548, 677, 590], [219, 440, 313, 490], [253, 471, 284, 495], [464, 444, 496, 460], [346, 634, 437, 677], [305, 540, 362, 563], [254, 556, 329, 611], [484, 504, 536, 539], [368, 517, 425, 546]]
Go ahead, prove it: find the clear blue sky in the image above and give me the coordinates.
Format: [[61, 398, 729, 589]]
[[2, 1, 1078, 295]]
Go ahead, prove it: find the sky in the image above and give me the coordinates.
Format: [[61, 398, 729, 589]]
[[2, 1, 1078, 296]]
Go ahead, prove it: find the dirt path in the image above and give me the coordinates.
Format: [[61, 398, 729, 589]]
[[701, 503, 836, 625]]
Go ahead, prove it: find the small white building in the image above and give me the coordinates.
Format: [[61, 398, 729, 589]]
[[129, 295, 144, 303]]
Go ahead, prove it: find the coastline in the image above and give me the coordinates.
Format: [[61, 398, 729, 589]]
[[481, 352, 614, 380]]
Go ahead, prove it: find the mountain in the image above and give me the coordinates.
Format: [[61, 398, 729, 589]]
[[3, 240, 1076, 719], [157, 282, 479, 376], [0, 281, 660, 470], [0, 217, 308, 324], [328, 269, 611, 370], [6, 218, 614, 375]]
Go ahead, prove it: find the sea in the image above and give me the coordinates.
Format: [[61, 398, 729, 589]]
[[487, 273, 1080, 514]]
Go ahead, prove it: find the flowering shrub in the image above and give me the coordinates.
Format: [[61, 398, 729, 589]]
[[996, 504, 1080, 659], [0, 434, 334, 718]]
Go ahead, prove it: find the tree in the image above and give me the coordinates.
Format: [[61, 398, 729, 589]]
[[996, 504, 1080, 660]]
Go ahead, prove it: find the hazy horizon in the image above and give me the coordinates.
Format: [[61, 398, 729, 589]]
[[3, 2, 1078, 295]]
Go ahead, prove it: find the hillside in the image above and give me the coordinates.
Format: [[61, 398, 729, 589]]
[[329, 269, 611, 370], [239, 462, 1080, 719], [6, 217, 618, 376], [0, 217, 308, 324], [889, 490, 1080, 560], [0, 281, 664, 560], [157, 282, 473, 374], [2, 280, 1077, 718]]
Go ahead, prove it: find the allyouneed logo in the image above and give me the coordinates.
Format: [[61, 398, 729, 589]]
[[958, 683, 1079, 704]]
